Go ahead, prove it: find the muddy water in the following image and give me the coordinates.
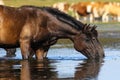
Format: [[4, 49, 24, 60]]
[[0, 37, 120, 80]]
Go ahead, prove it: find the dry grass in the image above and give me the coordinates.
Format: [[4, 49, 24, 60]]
[[3, 0, 120, 7]]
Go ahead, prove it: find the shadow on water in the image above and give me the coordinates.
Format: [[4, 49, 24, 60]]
[[0, 58, 103, 80]]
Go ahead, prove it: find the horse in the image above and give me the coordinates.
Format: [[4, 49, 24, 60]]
[[0, 5, 104, 60], [52, 2, 70, 13], [70, 1, 108, 22], [69, 2, 91, 21], [86, 1, 108, 22], [0, 0, 4, 5], [75, 59, 102, 80], [103, 2, 120, 22]]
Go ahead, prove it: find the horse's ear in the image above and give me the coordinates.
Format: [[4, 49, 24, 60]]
[[91, 25, 98, 37], [91, 25, 97, 32], [82, 24, 87, 32], [82, 24, 98, 37], [82, 24, 90, 32]]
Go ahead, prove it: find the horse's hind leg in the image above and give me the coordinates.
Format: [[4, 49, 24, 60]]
[[5, 48, 16, 57]]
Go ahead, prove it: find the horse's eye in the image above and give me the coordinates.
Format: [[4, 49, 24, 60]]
[[85, 38, 90, 42]]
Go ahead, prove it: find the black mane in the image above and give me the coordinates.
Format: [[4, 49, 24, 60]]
[[41, 7, 84, 30], [20, 5, 84, 30]]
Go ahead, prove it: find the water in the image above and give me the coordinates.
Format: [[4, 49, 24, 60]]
[[0, 27, 120, 80], [0, 38, 120, 80]]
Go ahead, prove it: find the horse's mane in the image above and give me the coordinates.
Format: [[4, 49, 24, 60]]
[[20, 5, 84, 30], [41, 7, 84, 30]]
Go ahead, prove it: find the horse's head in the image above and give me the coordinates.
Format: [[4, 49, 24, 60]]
[[73, 24, 104, 60]]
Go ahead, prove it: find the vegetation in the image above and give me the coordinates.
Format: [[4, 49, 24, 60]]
[[4, 0, 120, 7]]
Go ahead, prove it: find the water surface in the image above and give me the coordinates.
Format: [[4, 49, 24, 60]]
[[0, 34, 120, 80]]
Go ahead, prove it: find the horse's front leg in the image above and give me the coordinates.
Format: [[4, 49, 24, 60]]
[[35, 46, 50, 60], [28, 48, 35, 59], [43, 46, 50, 58], [35, 48, 44, 60], [20, 39, 31, 59], [42, 38, 57, 58]]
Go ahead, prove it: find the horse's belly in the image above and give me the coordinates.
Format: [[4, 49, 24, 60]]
[[0, 29, 19, 45]]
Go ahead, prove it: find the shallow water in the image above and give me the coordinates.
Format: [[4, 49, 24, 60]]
[[0, 37, 120, 80]]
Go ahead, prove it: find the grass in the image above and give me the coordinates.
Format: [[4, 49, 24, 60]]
[[3, 0, 120, 7]]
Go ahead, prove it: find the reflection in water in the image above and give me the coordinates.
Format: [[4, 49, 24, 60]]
[[74, 59, 103, 80], [0, 35, 119, 80], [0, 59, 20, 80], [0, 58, 103, 80], [20, 59, 57, 80], [29, 59, 57, 80], [20, 60, 31, 80]]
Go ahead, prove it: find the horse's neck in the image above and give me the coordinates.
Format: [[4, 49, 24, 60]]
[[49, 20, 80, 39]]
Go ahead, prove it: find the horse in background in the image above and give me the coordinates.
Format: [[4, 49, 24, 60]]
[[103, 2, 120, 22], [52, 1, 120, 23], [69, 1, 108, 22], [0, 5, 104, 60], [85, 1, 108, 22], [52, 2, 70, 13], [86, 1, 120, 22], [0, 0, 4, 5], [69, 2, 91, 21]]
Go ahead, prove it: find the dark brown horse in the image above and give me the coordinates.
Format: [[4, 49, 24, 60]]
[[0, 5, 104, 60]]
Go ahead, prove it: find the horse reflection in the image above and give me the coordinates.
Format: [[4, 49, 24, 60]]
[[0, 59, 20, 80], [74, 59, 103, 80], [0, 58, 103, 80], [20, 60, 31, 80], [30, 59, 57, 80], [0, 59, 57, 80], [20, 59, 57, 80]]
